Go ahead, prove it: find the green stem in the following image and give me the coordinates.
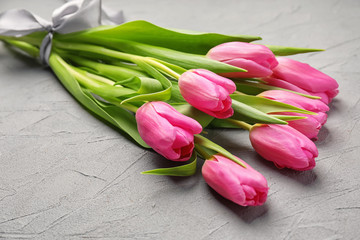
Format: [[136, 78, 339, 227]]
[[69, 66, 139, 113], [194, 134, 246, 168], [194, 144, 213, 160], [108, 61, 145, 72], [234, 90, 245, 95], [65, 63, 137, 99], [144, 58, 181, 79], [67, 65, 111, 90], [225, 119, 253, 131], [3, 39, 39, 58], [117, 102, 139, 113], [53, 41, 137, 62], [68, 55, 148, 81], [53, 41, 180, 80], [70, 66, 115, 86], [82, 71, 116, 86]]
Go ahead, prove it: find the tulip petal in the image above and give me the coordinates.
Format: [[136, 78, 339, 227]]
[[272, 57, 339, 93], [136, 102, 200, 161], [202, 155, 268, 206], [151, 101, 203, 134], [259, 90, 329, 112], [172, 127, 193, 148], [179, 71, 223, 108], [250, 124, 318, 171], [208, 42, 277, 65], [192, 69, 236, 93], [178, 70, 235, 119], [207, 42, 278, 78], [222, 58, 273, 78]]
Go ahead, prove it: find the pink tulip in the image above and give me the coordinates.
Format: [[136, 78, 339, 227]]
[[263, 77, 332, 104], [258, 90, 329, 139], [178, 69, 236, 119], [310, 89, 339, 104], [207, 42, 278, 78], [136, 101, 202, 161], [202, 154, 268, 206], [274, 111, 327, 139], [249, 124, 318, 171], [258, 90, 329, 113], [267, 57, 339, 103]]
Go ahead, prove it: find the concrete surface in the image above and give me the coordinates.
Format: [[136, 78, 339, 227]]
[[0, 0, 359, 239]]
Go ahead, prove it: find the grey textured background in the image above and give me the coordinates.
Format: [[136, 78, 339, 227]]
[[1, 0, 360, 239]]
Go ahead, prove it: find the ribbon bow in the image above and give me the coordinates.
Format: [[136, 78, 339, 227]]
[[0, 0, 123, 65]]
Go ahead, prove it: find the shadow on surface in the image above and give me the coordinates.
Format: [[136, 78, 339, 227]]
[[327, 98, 342, 117], [205, 128, 252, 153], [144, 153, 203, 188], [316, 125, 331, 145], [209, 186, 269, 224], [253, 153, 318, 186]]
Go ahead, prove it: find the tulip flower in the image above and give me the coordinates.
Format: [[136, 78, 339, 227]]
[[206, 42, 278, 78], [136, 101, 202, 161], [249, 124, 318, 171], [178, 69, 236, 119], [311, 89, 339, 105], [202, 154, 268, 206], [258, 90, 329, 139], [262, 77, 333, 104], [258, 90, 329, 113], [266, 57, 339, 103], [274, 111, 327, 139]]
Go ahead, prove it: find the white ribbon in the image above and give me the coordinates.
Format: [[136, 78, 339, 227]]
[[0, 0, 124, 65]]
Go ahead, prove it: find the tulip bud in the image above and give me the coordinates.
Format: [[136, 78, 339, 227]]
[[258, 90, 329, 113], [249, 124, 318, 171], [202, 154, 268, 206], [207, 42, 278, 78], [275, 111, 327, 139], [136, 101, 202, 161], [178, 69, 236, 119], [258, 90, 329, 139], [310, 89, 339, 105], [267, 57, 339, 103]]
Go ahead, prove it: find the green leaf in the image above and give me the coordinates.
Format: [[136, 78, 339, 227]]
[[271, 115, 307, 121], [49, 53, 149, 148], [194, 135, 246, 168], [210, 118, 244, 129], [89, 39, 246, 73], [121, 58, 172, 104], [141, 153, 197, 176], [125, 40, 246, 73], [108, 60, 144, 72], [265, 45, 324, 56], [137, 77, 164, 94], [235, 81, 320, 99], [231, 99, 287, 124], [113, 76, 141, 90], [54, 39, 246, 74], [172, 103, 214, 128], [168, 81, 187, 103], [69, 56, 148, 84], [154, 59, 187, 75], [71, 67, 138, 98], [56, 20, 261, 54], [231, 94, 315, 115]]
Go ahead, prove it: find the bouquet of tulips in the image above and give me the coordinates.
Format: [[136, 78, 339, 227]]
[[0, 2, 338, 207]]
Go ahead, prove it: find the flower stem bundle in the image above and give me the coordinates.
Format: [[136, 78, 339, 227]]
[[1, 15, 338, 207]]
